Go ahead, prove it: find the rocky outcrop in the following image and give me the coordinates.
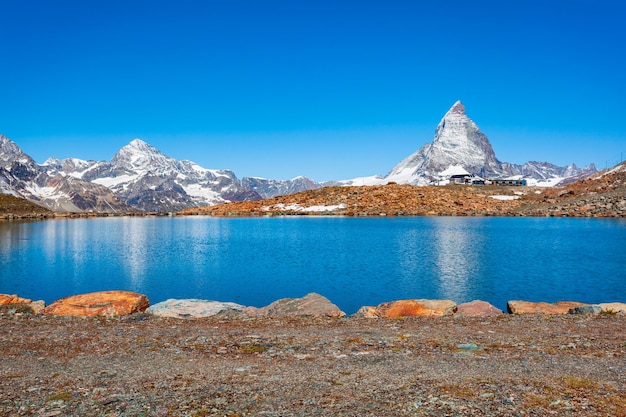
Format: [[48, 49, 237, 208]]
[[456, 300, 504, 317], [598, 302, 626, 313], [0, 294, 45, 314], [0, 294, 33, 305], [43, 290, 149, 317], [355, 299, 457, 318], [244, 293, 345, 318], [568, 303, 626, 315], [183, 183, 528, 217], [147, 299, 245, 319], [507, 300, 588, 315]]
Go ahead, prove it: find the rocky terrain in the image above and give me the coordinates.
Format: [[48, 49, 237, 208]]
[[516, 161, 626, 217], [1, 310, 625, 417], [180, 163, 626, 218], [2, 289, 625, 417]]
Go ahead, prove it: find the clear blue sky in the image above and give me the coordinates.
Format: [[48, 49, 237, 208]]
[[1, 0, 625, 181]]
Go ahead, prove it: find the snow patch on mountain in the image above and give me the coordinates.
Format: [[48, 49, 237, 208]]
[[332, 175, 385, 186]]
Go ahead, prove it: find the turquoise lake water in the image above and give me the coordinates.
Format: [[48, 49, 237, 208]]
[[1, 216, 625, 314]]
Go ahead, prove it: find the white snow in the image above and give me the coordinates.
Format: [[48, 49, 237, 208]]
[[337, 175, 385, 186], [489, 195, 520, 201], [182, 184, 222, 202], [24, 183, 67, 200], [439, 165, 470, 177], [525, 177, 565, 187], [93, 174, 139, 188]]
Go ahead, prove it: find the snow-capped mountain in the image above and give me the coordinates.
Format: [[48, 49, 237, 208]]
[[1, 134, 131, 212], [384, 101, 596, 185], [241, 176, 322, 199], [38, 138, 321, 212], [42, 139, 257, 212]]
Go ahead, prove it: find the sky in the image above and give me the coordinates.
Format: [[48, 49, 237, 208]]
[[1, 0, 625, 181]]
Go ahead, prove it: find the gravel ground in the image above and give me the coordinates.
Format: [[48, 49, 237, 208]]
[[1, 313, 625, 416]]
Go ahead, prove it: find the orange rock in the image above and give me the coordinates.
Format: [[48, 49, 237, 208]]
[[507, 300, 588, 315], [375, 299, 457, 318], [43, 290, 149, 317], [0, 294, 46, 314], [0, 294, 32, 305]]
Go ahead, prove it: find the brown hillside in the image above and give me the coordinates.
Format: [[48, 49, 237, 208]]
[[181, 166, 626, 218], [180, 183, 536, 217], [0, 194, 53, 218], [516, 162, 626, 217]]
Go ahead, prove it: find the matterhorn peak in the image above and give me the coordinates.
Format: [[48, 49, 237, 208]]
[[385, 100, 502, 184], [446, 100, 466, 116]]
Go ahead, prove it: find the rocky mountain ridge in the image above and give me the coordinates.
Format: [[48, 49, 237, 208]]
[[1, 135, 132, 212], [2, 135, 320, 212], [183, 161, 626, 218], [0, 101, 603, 212], [384, 101, 596, 186]]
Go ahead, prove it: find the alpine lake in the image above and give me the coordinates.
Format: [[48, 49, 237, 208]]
[[1, 216, 625, 315]]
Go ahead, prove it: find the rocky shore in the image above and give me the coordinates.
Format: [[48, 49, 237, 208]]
[[1, 291, 625, 416], [3, 291, 626, 320]]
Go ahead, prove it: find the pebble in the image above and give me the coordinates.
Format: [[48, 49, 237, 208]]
[[457, 343, 482, 351]]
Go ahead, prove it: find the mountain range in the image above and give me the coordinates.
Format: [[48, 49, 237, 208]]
[[0, 101, 598, 213]]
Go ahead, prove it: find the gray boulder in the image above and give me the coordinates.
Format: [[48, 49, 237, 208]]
[[568, 305, 603, 315], [147, 299, 245, 319]]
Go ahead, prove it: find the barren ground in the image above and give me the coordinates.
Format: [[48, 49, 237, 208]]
[[1, 313, 625, 416]]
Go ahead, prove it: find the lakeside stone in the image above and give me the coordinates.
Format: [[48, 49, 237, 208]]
[[147, 299, 245, 318], [456, 300, 504, 317], [356, 299, 457, 318], [43, 290, 149, 317], [353, 306, 379, 318], [244, 292, 345, 318], [568, 305, 603, 315], [0, 294, 45, 314], [598, 302, 626, 313], [0, 294, 32, 305], [507, 300, 588, 315]]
